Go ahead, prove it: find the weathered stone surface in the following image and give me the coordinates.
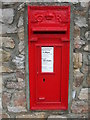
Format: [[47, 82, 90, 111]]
[[0, 97, 2, 111], [81, 64, 88, 74], [68, 113, 88, 118], [85, 31, 90, 40], [2, 92, 11, 109], [48, 115, 67, 119], [72, 0, 79, 4], [12, 54, 25, 69], [0, 23, 17, 34], [18, 26, 24, 40], [0, 8, 14, 24], [78, 88, 89, 100], [86, 74, 90, 86], [2, 51, 10, 62], [0, 0, 90, 117], [16, 113, 88, 119], [18, 15, 23, 27], [80, 2, 89, 8], [12, 90, 26, 108], [74, 25, 80, 38], [6, 81, 25, 90], [2, 73, 16, 82], [74, 36, 85, 49], [0, 49, 11, 62], [0, 37, 15, 48], [72, 90, 76, 99], [0, 50, 2, 62], [0, 38, 2, 48], [0, 0, 18, 3], [71, 100, 88, 114], [73, 53, 82, 69], [87, 54, 90, 61], [73, 9, 87, 17], [7, 106, 27, 113], [88, 17, 90, 24], [18, 3, 25, 11], [21, 50, 25, 55], [16, 112, 46, 118], [0, 113, 2, 120], [26, 0, 58, 2], [17, 78, 24, 82], [3, 1, 16, 5], [0, 66, 13, 73], [19, 41, 24, 53], [16, 70, 25, 80], [84, 45, 89, 51], [74, 16, 88, 27], [0, 74, 2, 93], [83, 53, 89, 65], [79, 0, 90, 2], [1, 112, 10, 118], [73, 69, 84, 87]]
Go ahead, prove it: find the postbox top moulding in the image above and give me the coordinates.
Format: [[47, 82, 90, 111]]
[[28, 5, 70, 25]]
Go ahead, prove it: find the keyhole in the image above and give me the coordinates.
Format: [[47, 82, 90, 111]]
[[43, 78, 45, 82]]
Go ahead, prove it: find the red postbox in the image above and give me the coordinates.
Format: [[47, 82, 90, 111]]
[[28, 6, 70, 110]]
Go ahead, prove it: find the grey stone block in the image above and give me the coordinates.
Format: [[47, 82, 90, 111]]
[[0, 8, 14, 24]]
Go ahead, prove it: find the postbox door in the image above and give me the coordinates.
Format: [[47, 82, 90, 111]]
[[35, 44, 62, 104]]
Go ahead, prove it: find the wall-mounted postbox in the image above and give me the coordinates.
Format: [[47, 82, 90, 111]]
[[28, 6, 70, 110]]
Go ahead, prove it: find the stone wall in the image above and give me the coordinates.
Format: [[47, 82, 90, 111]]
[[0, 0, 90, 119]]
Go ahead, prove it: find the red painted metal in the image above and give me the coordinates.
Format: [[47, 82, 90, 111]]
[[28, 6, 70, 110]]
